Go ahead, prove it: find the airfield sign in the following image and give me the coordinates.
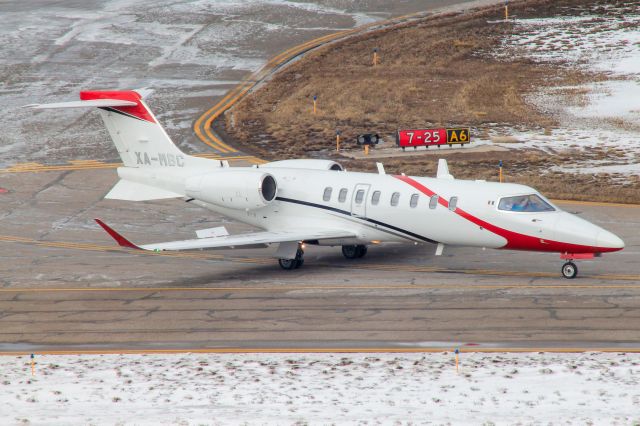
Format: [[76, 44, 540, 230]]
[[396, 128, 470, 149]]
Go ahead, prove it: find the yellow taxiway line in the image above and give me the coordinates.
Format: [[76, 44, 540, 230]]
[[1, 162, 638, 209], [2, 233, 640, 281], [1, 347, 639, 356], [0, 283, 638, 294], [0, 154, 264, 174], [552, 199, 640, 208], [192, 9, 437, 154]]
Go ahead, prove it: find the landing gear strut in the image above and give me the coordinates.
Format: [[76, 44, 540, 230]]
[[342, 245, 367, 259], [278, 247, 304, 270], [561, 261, 578, 279]]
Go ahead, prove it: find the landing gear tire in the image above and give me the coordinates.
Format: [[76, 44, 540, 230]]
[[279, 248, 304, 270], [278, 258, 297, 270], [342, 245, 367, 259], [561, 261, 578, 279]]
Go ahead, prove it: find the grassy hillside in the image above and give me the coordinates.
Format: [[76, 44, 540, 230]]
[[221, 0, 640, 203]]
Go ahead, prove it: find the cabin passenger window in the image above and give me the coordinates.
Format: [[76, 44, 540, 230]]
[[449, 196, 458, 211], [410, 194, 419, 208], [429, 195, 438, 209], [371, 191, 381, 205], [355, 189, 365, 204], [323, 187, 332, 202], [338, 188, 348, 203], [390, 192, 400, 206]]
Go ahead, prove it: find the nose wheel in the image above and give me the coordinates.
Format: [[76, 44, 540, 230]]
[[561, 261, 578, 279]]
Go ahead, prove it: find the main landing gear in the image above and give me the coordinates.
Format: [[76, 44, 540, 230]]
[[279, 244, 369, 270], [342, 244, 367, 259], [561, 261, 578, 279], [278, 247, 304, 270]]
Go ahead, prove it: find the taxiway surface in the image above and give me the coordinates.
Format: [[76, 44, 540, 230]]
[[1, 0, 638, 353], [0, 168, 638, 351]]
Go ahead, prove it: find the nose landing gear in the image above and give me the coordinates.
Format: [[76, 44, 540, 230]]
[[560, 252, 598, 279], [561, 261, 578, 279]]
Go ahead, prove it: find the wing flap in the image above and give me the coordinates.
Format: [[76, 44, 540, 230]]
[[95, 219, 355, 252]]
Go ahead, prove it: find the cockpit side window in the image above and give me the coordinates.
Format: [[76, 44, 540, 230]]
[[498, 194, 555, 212]]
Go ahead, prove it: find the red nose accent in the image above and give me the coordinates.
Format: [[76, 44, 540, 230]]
[[393, 175, 620, 254]]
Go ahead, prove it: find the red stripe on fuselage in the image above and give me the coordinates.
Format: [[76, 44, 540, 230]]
[[80, 90, 155, 123], [393, 175, 617, 254]]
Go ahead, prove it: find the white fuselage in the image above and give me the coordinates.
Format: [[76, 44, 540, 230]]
[[30, 90, 625, 277], [158, 165, 623, 254]]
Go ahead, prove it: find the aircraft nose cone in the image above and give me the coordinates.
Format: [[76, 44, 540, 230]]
[[596, 230, 625, 251]]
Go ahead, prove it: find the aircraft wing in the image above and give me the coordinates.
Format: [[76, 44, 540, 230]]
[[95, 219, 355, 252], [25, 99, 138, 109]]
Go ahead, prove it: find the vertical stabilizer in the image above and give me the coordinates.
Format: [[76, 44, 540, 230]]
[[80, 90, 185, 168]]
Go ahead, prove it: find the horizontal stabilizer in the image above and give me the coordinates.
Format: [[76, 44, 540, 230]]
[[105, 179, 182, 201], [24, 99, 138, 109]]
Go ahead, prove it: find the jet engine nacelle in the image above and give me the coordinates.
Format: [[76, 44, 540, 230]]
[[185, 169, 277, 210], [261, 159, 344, 171]]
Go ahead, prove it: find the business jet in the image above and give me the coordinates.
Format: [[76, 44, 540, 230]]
[[27, 90, 624, 279]]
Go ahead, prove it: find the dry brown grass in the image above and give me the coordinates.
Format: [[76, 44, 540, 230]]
[[226, 1, 568, 157], [339, 151, 640, 204], [220, 0, 640, 203]]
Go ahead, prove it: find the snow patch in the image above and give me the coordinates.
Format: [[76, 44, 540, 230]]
[[567, 80, 640, 122], [490, 5, 640, 176], [2, 352, 639, 424]]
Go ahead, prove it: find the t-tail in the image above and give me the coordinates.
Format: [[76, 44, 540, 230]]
[[81, 90, 185, 169], [26, 90, 215, 201]]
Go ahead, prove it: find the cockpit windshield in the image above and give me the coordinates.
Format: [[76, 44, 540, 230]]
[[498, 194, 555, 212]]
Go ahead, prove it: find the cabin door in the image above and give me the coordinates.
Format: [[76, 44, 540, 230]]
[[351, 184, 370, 218]]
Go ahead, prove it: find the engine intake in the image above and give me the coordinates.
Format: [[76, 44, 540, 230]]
[[185, 169, 278, 210]]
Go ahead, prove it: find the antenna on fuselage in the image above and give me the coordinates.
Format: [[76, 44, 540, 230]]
[[437, 159, 454, 180]]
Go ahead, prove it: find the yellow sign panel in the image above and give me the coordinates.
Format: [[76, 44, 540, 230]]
[[446, 128, 470, 144]]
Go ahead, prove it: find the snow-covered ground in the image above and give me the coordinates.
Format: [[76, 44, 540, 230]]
[[1, 352, 639, 424], [487, 3, 640, 178], [0, 0, 409, 166]]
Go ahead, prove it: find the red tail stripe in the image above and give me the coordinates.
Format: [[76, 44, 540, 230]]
[[393, 175, 615, 254], [80, 90, 155, 123]]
